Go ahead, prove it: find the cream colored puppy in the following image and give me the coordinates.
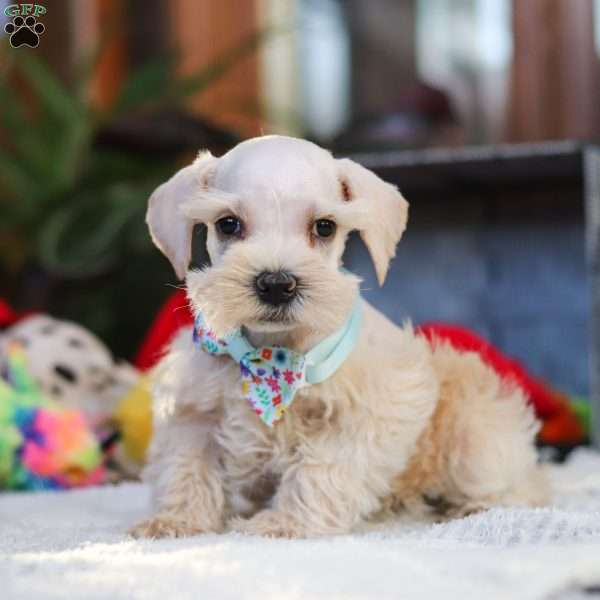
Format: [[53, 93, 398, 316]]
[[131, 135, 547, 539]]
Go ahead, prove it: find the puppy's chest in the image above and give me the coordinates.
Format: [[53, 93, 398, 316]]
[[218, 384, 330, 474]]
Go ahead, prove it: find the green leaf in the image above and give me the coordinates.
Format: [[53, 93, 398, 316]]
[[113, 57, 175, 114], [0, 148, 39, 209], [0, 76, 52, 173], [0, 55, 95, 194], [15, 54, 84, 124], [51, 116, 94, 192]]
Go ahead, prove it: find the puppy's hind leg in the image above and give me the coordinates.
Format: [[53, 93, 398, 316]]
[[393, 347, 550, 522], [445, 368, 550, 515], [130, 419, 225, 539]]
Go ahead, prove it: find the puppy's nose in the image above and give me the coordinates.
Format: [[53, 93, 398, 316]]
[[255, 271, 297, 306]]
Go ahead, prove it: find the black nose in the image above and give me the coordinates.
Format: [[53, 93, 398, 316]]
[[255, 271, 297, 306]]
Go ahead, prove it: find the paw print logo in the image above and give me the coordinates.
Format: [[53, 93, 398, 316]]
[[4, 15, 45, 48]]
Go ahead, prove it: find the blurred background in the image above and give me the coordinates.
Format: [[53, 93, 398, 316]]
[[1, 0, 599, 403]]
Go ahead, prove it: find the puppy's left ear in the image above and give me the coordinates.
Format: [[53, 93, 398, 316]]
[[146, 151, 217, 279], [336, 158, 409, 285]]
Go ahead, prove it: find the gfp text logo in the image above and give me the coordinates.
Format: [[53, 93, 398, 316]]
[[4, 4, 46, 48]]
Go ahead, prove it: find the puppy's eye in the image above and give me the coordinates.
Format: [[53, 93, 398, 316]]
[[313, 219, 336, 239], [216, 216, 242, 237]]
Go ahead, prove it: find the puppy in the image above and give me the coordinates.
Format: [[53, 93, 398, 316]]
[[131, 135, 547, 539]]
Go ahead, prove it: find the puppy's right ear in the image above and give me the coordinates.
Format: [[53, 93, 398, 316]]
[[146, 151, 217, 279]]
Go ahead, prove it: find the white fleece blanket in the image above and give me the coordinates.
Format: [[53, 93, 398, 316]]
[[1, 449, 600, 600]]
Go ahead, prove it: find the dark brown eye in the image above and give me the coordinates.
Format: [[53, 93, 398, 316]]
[[216, 216, 242, 237], [313, 219, 336, 239]]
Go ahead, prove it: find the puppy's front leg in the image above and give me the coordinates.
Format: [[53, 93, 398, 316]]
[[230, 436, 387, 538], [130, 420, 225, 539]]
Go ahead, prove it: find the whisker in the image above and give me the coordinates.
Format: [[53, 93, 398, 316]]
[[173, 303, 193, 314], [164, 283, 188, 291]]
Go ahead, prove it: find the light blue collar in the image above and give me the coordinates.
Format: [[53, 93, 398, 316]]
[[221, 295, 362, 384], [303, 294, 362, 383], [193, 296, 362, 426]]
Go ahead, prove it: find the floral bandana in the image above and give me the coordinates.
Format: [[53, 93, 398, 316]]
[[193, 297, 362, 427]]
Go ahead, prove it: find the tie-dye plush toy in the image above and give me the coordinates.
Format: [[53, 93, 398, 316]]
[[0, 342, 105, 490]]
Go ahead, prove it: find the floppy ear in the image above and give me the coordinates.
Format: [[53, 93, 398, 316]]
[[337, 158, 409, 285], [146, 151, 218, 279]]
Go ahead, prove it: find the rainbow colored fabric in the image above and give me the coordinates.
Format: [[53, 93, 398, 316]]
[[0, 343, 105, 490]]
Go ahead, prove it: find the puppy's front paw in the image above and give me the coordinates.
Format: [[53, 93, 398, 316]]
[[129, 514, 205, 539], [229, 509, 307, 539]]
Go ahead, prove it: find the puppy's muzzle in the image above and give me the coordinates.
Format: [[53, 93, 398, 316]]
[[255, 271, 297, 307]]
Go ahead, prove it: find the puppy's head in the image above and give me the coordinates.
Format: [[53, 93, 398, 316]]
[[147, 136, 408, 337]]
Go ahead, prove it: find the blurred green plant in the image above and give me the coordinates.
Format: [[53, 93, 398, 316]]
[[0, 30, 270, 357], [0, 30, 266, 278]]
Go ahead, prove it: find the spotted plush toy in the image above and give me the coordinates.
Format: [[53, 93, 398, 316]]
[[1, 314, 136, 419], [0, 342, 105, 490], [0, 314, 152, 478]]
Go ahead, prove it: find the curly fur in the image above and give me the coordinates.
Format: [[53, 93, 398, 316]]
[[131, 135, 548, 540]]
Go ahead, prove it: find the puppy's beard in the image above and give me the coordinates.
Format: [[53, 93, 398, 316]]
[[186, 240, 360, 343]]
